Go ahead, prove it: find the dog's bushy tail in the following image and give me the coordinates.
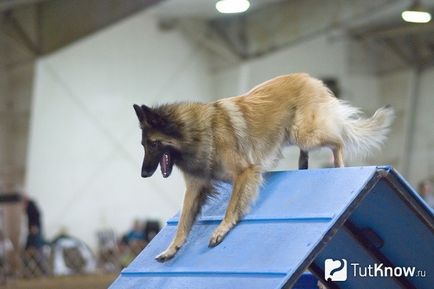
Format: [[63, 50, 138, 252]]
[[339, 102, 395, 159]]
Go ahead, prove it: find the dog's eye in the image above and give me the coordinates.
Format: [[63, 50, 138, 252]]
[[149, 140, 161, 148]]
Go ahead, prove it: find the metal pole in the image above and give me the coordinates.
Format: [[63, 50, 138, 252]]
[[401, 67, 422, 179]]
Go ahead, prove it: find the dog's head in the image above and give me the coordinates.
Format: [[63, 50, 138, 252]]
[[133, 104, 181, 178]]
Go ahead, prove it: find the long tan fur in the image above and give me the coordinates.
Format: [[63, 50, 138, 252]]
[[134, 73, 395, 261]]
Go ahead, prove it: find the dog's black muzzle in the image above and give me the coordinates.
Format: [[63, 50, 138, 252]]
[[141, 164, 157, 178], [141, 154, 160, 178], [141, 170, 153, 178]]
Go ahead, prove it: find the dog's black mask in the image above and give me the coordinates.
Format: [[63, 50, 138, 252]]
[[133, 104, 175, 178], [141, 137, 174, 178]]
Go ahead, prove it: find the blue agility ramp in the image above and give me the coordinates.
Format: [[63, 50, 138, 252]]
[[110, 166, 434, 289]]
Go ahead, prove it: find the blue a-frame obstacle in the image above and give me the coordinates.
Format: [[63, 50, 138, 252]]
[[110, 166, 434, 289]]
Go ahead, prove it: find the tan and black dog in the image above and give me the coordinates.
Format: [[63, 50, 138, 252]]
[[133, 73, 394, 262]]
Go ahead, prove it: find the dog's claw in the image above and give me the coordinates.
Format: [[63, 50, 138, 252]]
[[155, 255, 166, 262], [155, 248, 177, 262], [209, 222, 234, 247], [209, 230, 227, 247], [155, 253, 172, 262], [208, 236, 223, 247]]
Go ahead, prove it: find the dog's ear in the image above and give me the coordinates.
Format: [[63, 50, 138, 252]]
[[133, 104, 145, 123], [140, 105, 166, 129]]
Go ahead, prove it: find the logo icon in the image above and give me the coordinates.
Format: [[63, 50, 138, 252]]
[[325, 258, 347, 281]]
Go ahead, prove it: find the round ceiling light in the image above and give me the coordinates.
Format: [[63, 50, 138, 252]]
[[216, 0, 251, 14]]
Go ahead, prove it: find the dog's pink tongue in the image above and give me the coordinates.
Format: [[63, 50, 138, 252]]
[[160, 153, 170, 178]]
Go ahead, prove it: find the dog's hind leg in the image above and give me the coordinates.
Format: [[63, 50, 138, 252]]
[[298, 149, 309, 169], [155, 176, 209, 262], [332, 145, 345, 167], [209, 165, 262, 247]]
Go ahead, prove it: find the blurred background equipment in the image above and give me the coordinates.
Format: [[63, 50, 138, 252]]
[[51, 234, 96, 276], [144, 220, 161, 243]]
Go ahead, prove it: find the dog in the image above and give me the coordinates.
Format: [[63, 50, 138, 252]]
[[133, 73, 394, 262]]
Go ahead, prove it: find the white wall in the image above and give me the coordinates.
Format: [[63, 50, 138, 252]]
[[26, 8, 214, 248], [374, 68, 434, 186], [397, 68, 434, 184], [412, 68, 434, 183]]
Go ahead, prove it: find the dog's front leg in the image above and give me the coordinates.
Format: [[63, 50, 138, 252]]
[[155, 176, 208, 262], [209, 165, 262, 247]]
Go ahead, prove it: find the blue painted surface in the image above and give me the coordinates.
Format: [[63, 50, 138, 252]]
[[312, 168, 434, 289], [314, 229, 403, 289], [110, 166, 434, 289]]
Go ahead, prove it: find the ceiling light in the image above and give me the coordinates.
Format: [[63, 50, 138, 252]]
[[401, 1, 432, 23], [216, 0, 250, 14]]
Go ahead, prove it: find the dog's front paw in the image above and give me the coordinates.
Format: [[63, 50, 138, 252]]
[[155, 247, 178, 262], [209, 226, 230, 247]]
